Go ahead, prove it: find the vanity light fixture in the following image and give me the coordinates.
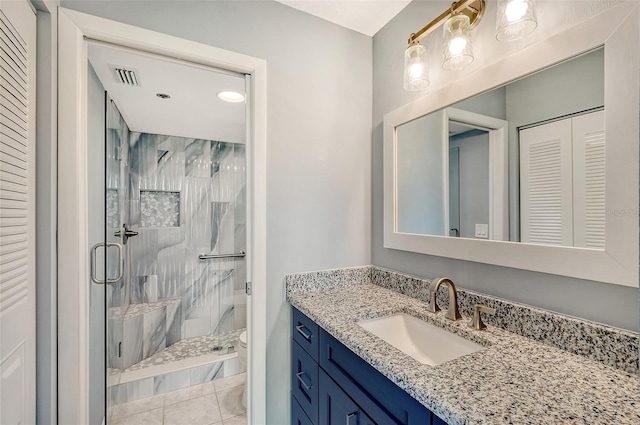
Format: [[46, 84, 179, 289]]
[[403, 0, 538, 91], [217, 91, 245, 103], [403, 0, 485, 91]]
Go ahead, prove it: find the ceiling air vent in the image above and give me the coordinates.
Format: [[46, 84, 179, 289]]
[[111, 65, 141, 86]]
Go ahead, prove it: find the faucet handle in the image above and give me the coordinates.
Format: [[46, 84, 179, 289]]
[[469, 304, 496, 330]]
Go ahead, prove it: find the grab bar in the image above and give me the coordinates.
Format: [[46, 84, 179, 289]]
[[198, 251, 246, 260]]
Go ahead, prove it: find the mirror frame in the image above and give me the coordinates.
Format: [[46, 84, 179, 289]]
[[383, 3, 639, 287]]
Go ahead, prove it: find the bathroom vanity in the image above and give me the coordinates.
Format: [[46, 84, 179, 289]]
[[291, 307, 445, 425], [286, 266, 639, 425]]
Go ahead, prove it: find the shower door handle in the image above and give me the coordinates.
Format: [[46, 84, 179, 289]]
[[91, 242, 124, 284], [114, 223, 138, 245]]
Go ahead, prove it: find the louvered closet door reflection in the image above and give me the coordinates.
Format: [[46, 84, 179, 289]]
[[0, 1, 36, 424], [519, 110, 605, 248], [572, 110, 605, 249], [520, 119, 574, 246]]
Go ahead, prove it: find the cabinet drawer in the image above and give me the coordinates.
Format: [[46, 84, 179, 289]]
[[292, 396, 314, 425], [293, 308, 319, 360], [320, 329, 435, 425], [319, 369, 374, 425], [292, 340, 319, 424]]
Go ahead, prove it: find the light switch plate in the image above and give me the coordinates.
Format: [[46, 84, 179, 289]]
[[475, 224, 489, 239]]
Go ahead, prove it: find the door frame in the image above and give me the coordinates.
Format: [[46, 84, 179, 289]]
[[57, 7, 267, 424], [443, 108, 509, 240]]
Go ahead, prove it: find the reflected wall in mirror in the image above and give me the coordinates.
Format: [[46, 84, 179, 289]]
[[395, 48, 604, 248]]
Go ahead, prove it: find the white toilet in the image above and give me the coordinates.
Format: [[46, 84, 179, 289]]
[[238, 330, 247, 408]]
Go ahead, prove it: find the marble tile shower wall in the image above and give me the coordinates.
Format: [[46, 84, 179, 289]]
[[126, 132, 247, 346]]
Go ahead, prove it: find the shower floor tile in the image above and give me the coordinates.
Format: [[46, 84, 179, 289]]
[[126, 328, 244, 372], [111, 376, 246, 425]]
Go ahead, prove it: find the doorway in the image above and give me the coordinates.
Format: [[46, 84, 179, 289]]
[[57, 8, 267, 424], [88, 41, 250, 424]]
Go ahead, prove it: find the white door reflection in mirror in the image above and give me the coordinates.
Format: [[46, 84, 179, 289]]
[[395, 107, 508, 240], [520, 110, 605, 248], [448, 147, 460, 237], [449, 125, 489, 239]]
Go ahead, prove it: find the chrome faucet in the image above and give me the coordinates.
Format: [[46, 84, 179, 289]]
[[427, 277, 462, 321]]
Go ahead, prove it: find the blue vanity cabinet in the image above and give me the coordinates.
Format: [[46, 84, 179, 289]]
[[291, 307, 447, 425]]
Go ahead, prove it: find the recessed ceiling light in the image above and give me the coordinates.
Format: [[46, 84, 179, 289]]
[[217, 91, 245, 103], [156, 93, 171, 99]]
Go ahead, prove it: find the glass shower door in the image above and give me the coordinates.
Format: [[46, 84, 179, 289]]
[[105, 97, 128, 423]]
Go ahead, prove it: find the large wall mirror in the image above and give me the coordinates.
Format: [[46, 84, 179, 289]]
[[383, 3, 639, 287]]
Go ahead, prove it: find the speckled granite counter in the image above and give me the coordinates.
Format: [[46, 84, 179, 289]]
[[287, 269, 639, 425]]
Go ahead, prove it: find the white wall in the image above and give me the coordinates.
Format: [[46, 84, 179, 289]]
[[60, 1, 372, 423], [396, 111, 444, 235], [373, 0, 638, 331]]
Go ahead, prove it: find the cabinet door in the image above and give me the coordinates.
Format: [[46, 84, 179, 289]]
[[319, 370, 374, 425], [320, 330, 427, 425], [292, 340, 319, 424], [292, 396, 314, 425]]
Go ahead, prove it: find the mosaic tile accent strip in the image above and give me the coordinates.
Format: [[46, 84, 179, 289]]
[[285, 265, 373, 298], [288, 283, 640, 425], [140, 190, 181, 227]]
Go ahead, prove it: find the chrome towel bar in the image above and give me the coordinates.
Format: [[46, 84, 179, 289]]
[[198, 251, 246, 260]]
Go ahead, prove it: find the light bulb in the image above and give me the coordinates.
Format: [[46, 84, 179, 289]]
[[448, 36, 467, 55], [505, 0, 528, 22], [409, 62, 425, 79], [496, 0, 538, 41]]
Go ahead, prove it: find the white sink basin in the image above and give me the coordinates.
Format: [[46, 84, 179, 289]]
[[357, 313, 485, 366]]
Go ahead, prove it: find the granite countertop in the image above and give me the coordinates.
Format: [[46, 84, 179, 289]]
[[288, 283, 640, 425]]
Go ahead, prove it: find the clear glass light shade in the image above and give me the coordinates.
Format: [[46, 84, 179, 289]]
[[442, 15, 474, 71], [496, 0, 538, 41], [403, 43, 430, 91]]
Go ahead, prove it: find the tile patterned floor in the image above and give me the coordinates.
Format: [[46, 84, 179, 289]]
[[111, 373, 246, 425]]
